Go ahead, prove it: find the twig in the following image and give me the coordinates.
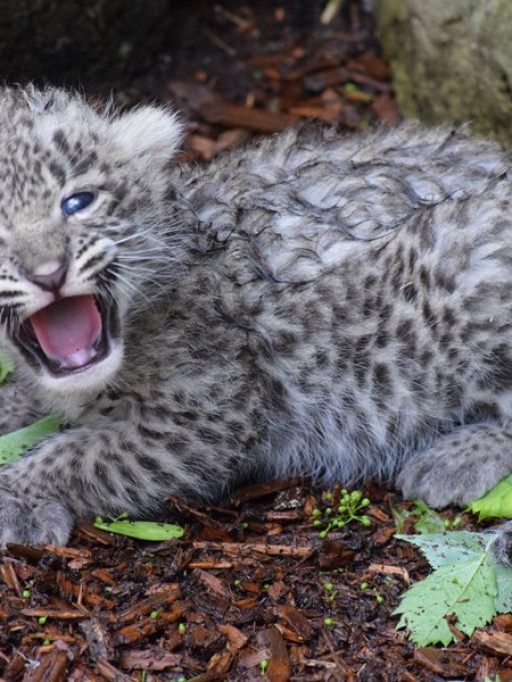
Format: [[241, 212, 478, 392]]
[[321, 0, 344, 25]]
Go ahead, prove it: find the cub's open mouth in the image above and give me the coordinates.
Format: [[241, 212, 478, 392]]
[[15, 295, 113, 376]]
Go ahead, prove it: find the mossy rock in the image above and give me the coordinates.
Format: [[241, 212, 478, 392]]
[[375, 0, 512, 147]]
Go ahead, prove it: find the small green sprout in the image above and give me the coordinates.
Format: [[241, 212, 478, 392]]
[[360, 582, 369, 591], [178, 622, 187, 634], [260, 658, 269, 675], [324, 617, 335, 626], [443, 515, 462, 529], [22, 589, 31, 599], [38, 616, 48, 625], [311, 488, 372, 537], [150, 609, 161, 619]]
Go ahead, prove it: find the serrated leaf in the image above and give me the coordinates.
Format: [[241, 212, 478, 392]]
[[396, 531, 488, 569], [94, 518, 185, 541], [467, 474, 512, 520], [394, 552, 496, 646], [494, 562, 512, 613], [0, 414, 63, 466], [0, 349, 14, 385]]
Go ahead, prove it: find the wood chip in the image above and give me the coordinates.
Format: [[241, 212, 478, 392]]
[[230, 479, 301, 505], [21, 608, 89, 620], [495, 614, 512, 632], [191, 541, 313, 559], [0, 561, 22, 595], [367, 562, 411, 581], [260, 626, 291, 682], [473, 629, 512, 656], [206, 648, 235, 675], [95, 657, 134, 681], [22, 649, 68, 682], [113, 586, 181, 624], [80, 618, 111, 660], [195, 569, 232, 599], [115, 604, 182, 645], [414, 647, 469, 676], [217, 623, 249, 649], [119, 649, 183, 671], [201, 101, 297, 133], [274, 604, 315, 641], [42, 544, 93, 561]]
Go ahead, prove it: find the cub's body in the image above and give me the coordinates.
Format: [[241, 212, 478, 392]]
[[0, 87, 511, 551]]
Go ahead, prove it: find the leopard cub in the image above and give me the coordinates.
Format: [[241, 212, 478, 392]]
[[1, 85, 512, 557]]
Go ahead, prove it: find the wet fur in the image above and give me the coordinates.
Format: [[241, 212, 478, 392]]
[[0, 87, 511, 557]]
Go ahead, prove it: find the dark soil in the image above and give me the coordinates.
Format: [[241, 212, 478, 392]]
[[1, 2, 510, 681]]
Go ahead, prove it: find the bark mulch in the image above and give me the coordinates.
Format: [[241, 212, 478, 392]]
[[0, 481, 508, 681], [1, 2, 511, 680]]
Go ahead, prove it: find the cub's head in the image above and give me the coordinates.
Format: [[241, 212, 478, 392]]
[[0, 86, 183, 395]]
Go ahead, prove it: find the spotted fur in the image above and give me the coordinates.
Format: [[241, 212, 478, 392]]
[[1, 86, 512, 557]]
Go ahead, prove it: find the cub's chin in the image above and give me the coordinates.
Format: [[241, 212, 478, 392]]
[[12, 293, 124, 396]]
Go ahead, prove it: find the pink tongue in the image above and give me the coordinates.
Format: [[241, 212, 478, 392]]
[[29, 295, 102, 369]]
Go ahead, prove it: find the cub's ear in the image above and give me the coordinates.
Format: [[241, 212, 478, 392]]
[[109, 106, 183, 162]]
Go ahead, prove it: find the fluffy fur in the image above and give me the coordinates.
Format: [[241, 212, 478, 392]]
[[1, 86, 512, 557]]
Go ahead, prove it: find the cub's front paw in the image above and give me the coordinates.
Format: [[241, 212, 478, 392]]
[[0, 490, 74, 546], [397, 424, 512, 508]]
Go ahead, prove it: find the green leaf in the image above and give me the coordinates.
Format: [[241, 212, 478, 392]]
[[0, 415, 63, 466], [94, 517, 185, 541], [494, 562, 512, 613], [392, 499, 454, 534], [410, 500, 450, 534], [396, 531, 488, 569], [467, 474, 512, 520], [394, 539, 496, 646], [0, 349, 14, 385]]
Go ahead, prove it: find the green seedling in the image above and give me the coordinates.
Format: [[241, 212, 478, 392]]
[[312, 488, 371, 537]]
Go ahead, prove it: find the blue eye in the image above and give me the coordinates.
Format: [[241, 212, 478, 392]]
[[61, 191, 95, 215]]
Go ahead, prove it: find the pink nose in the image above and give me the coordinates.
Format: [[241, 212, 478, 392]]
[[23, 259, 68, 291]]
